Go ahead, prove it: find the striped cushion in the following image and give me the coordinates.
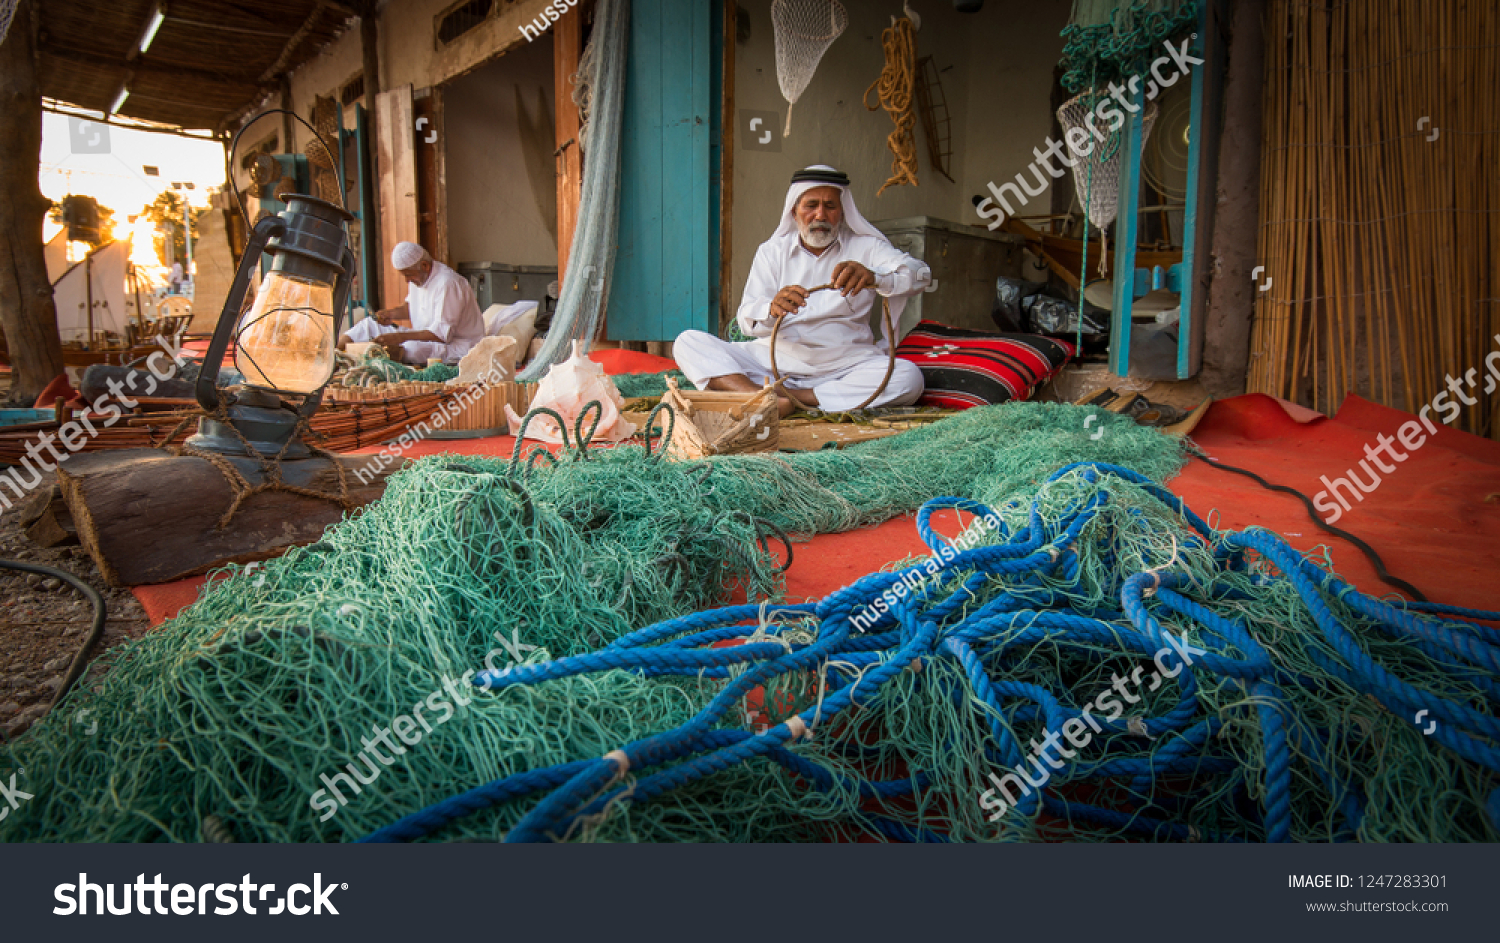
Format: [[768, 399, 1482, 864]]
[[896, 321, 1074, 410]]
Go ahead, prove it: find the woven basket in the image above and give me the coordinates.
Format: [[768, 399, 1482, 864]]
[[658, 378, 780, 459]]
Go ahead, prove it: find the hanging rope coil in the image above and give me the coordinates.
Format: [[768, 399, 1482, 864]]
[[864, 17, 920, 196], [767, 283, 898, 412]]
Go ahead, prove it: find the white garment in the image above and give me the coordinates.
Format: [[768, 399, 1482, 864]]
[[344, 261, 486, 363], [733, 229, 931, 376], [675, 167, 930, 407], [675, 329, 922, 412]]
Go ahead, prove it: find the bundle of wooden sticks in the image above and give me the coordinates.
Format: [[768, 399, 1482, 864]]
[[326, 380, 535, 432]]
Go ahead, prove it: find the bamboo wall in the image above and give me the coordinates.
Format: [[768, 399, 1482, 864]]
[[1249, 0, 1500, 438]]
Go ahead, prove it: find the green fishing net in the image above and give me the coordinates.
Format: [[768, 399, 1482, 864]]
[[1060, 0, 1200, 93], [0, 404, 1195, 842]]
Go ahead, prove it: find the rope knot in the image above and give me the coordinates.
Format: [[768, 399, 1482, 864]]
[[784, 716, 813, 742], [1126, 715, 1154, 739]]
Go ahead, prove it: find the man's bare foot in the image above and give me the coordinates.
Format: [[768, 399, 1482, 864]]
[[777, 396, 798, 418]]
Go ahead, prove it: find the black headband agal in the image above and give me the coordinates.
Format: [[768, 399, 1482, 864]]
[[790, 167, 850, 188]]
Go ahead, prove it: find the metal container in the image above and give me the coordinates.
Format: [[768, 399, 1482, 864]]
[[873, 216, 1026, 338], [456, 262, 558, 311]]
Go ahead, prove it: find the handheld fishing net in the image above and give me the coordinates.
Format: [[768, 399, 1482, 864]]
[[1058, 92, 1157, 237], [520, 0, 628, 381], [772, 0, 849, 137]]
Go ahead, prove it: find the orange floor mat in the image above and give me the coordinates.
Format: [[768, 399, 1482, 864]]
[[133, 393, 1500, 625]]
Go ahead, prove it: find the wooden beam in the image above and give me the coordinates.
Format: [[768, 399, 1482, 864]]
[[58, 449, 400, 586], [718, 0, 735, 335], [553, 7, 583, 285], [40, 42, 262, 86], [259, 1, 332, 83], [359, 0, 382, 306], [375, 84, 417, 313]]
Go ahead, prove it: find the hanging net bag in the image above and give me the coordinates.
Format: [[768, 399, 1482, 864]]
[[0, 0, 17, 47], [772, 0, 848, 137], [1057, 91, 1158, 236]]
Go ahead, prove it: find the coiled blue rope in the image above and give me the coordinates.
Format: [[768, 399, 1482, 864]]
[[359, 462, 1500, 843]]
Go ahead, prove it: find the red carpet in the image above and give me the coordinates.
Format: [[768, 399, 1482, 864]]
[[1171, 393, 1500, 611], [133, 392, 1500, 625]]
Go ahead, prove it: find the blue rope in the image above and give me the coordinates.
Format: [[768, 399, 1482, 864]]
[[358, 462, 1500, 843]]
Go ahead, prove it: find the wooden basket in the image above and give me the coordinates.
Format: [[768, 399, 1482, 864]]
[[325, 380, 535, 432], [658, 378, 780, 459]]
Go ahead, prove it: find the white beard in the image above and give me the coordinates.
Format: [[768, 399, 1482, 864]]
[[798, 220, 839, 250]]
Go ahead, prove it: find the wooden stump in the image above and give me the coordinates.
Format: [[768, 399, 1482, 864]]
[[17, 482, 77, 548], [57, 449, 402, 586]]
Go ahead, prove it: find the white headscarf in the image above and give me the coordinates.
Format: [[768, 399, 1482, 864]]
[[772, 165, 885, 240]]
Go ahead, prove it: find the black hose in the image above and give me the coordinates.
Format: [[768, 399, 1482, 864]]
[[1190, 454, 1428, 602], [0, 559, 108, 712]]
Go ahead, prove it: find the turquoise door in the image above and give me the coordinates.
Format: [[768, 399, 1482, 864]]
[[607, 0, 721, 340]]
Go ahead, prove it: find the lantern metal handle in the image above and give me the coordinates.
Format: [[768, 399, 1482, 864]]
[[195, 215, 286, 413]]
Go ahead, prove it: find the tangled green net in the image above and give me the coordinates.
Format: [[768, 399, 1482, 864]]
[[339, 347, 461, 387], [1060, 0, 1200, 93], [611, 371, 691, 399], [0, 404, 1198, 842]]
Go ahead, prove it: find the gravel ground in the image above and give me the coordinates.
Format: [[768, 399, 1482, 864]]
[[0, 501, 152, 741]]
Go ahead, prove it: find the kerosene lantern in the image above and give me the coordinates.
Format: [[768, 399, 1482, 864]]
[[188, 194, 354, 459]]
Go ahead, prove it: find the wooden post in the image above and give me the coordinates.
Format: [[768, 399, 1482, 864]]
[[0, 0, 66, 404], [719, 0, 736, 336], [554, 8, 583, 286], [359, 0, 383, 307], [84, 253, 95, 350]]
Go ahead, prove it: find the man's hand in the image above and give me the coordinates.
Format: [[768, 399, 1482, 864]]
[[372, 333, 406, 352], [374, 304, 410, 326], [830, 261, 874, 296], [769, 285, 810, 319]]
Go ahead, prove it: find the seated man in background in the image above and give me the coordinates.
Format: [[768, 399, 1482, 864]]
[[339, 242, 485, 364], [674, 165, 927, 417]]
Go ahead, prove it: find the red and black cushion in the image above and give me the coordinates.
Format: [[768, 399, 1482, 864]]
[[896, 321, 1075, 410]]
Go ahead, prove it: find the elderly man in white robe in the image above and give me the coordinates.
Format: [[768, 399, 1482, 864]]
[[675, 165, 927, 417], [339, 242, 486, 364]]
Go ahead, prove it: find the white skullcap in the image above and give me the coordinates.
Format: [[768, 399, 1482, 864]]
[[391, 241, 427, 270]]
